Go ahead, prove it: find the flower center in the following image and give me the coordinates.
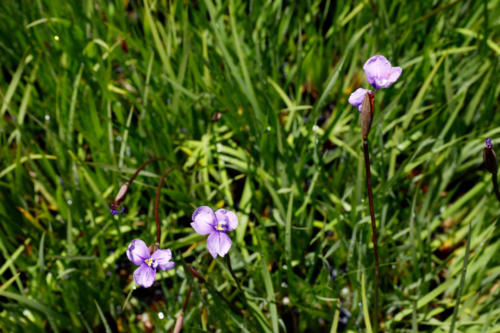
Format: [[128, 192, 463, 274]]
[[144, 258, 158, 269], [216, 222, 224, 231]]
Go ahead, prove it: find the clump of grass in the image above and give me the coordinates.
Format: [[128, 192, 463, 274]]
[[0, 0, 499, 331]]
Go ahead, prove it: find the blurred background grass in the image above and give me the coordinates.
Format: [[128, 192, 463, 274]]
[[0, 0, 499, 331]]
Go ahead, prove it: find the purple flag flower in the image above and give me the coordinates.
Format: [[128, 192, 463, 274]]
[[110, 203, 126, 216], [486, 138, 493, 149], [484, 137, 497, 175], [348, 88, 373, 112], [363, 55, 402, 90], [110, 203, 119, 216], [127, 239, 175, 288], [191, 206, 238, 258]]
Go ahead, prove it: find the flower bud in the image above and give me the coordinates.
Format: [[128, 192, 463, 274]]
[[114, 183, 129, 203], [483, 138, 498, 175], [173, 314, 183, 333], [361, 92, 374, 140]]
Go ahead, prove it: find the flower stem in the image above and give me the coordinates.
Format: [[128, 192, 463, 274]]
[[184, 264, 240, 313], [173, 286, 192, 333], [112, 157, 167, 208], [128, 157, 164, 185], [362, 139, 380, 331], [225, 254, 242, 291], [154, 167, 175, 246], [182, 287, 193, 313], [185, 264, 206, 283], [492, 173, 500, 203], [173, 265, 209, 333]]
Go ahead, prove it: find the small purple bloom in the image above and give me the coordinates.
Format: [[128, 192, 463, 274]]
[[110, 203, 126, 216], [110, 203, 119, 216], [127, 239, 175, 288], [191, 206, 238, 258], [363, 55, 402, 90], [348, 88, 373, 112], [486, 138, 493, 149]]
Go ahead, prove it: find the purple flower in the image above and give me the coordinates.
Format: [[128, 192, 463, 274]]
[[348, 88, 373, 112], [363, 55, 402, 90], [484, 137, 498, 175], [110, 203, 126, 216], [191, 206, 238, 258], [486, 138, 493, 149], [126, 239, 175, 288], [110, 203, 120, 216]]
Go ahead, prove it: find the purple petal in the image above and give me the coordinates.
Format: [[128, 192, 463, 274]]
[[388, 67, 402, 85], [486, 138, 493, 148], [215, 209, 238, 231], [363, 55, 401, 90], [191, 206, 217, 235], [133, 264, 156, 288], [110, 205, 119, 215], [206, 231, 232, 258], [127, 239, 150, 265], [160, 261, 175, 271], [151, 249, 175, 271], [110, 203, 120, 216], [348, 88, 372, 112]]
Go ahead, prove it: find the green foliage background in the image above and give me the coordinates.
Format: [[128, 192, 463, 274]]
[[0, 0, 499, 331]]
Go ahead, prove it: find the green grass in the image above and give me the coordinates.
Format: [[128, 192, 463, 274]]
[[1, 0, 500, 331]]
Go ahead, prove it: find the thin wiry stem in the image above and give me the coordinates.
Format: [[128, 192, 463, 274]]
[[492, 173, 500, 203], [175, 264, 233, 333], [362, 140, 380, 331], [112, 157, 166, 208], [154, 167, 175, 245], [128, 157, 164, 185], [173, 266, 207, 333], [182, 287, 193, 313], [185, 264, 240, 313], [173, 286, 192, 333], [226, 254, 242, 291], [225, 254, 250, 312]]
